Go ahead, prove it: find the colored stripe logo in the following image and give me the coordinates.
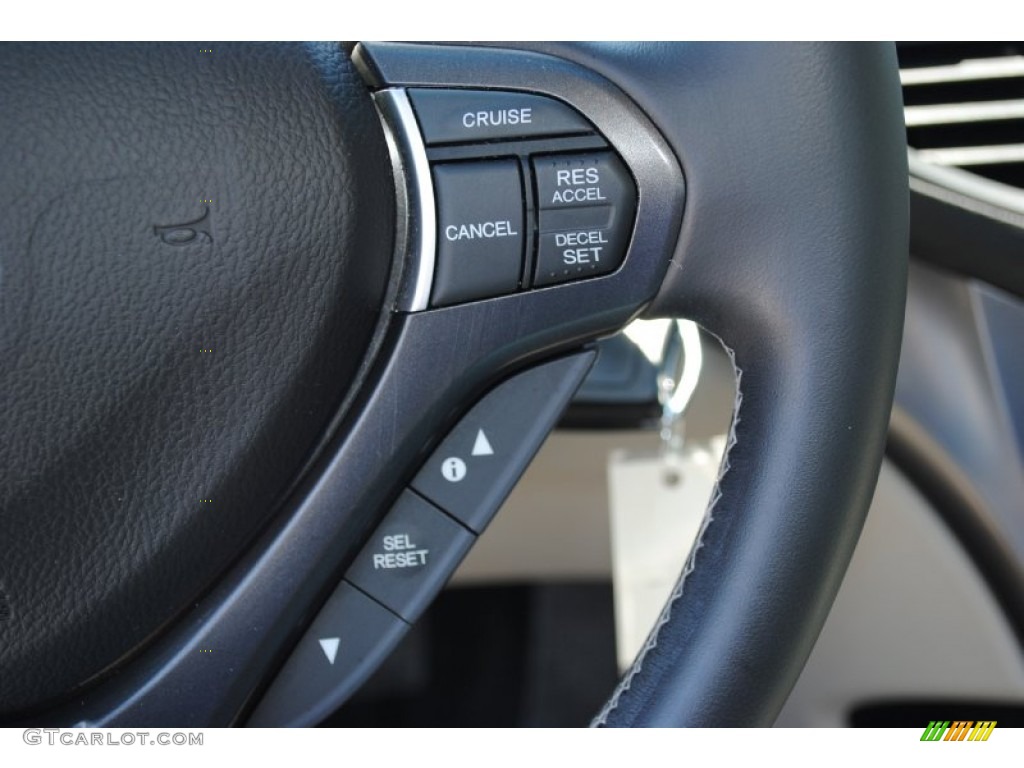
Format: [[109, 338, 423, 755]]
[[920, 720, 997, 741]]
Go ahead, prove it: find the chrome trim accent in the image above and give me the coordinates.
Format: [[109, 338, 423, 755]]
[[373, 88, 436, 312]]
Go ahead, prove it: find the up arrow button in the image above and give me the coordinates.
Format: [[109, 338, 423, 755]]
[[411, 352, 596, 533], [472, 429, 494, 457]]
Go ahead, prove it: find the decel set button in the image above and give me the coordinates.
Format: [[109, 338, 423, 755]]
[[533, 152, 636, 287]]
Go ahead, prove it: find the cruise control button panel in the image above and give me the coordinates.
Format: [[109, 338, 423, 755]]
[[395, 88, 639, 308], [409, 88, 592, 144], [346, 490, 474, 622]]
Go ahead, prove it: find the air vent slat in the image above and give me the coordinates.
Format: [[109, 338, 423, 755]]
[[915, 144, 1024, 166], [902, 78, 1024, 108], [898, 42, 1024, 190], [897, 42, 1023, 69], [900, 56, 1024, 86], [905, 99, 1024, 127]]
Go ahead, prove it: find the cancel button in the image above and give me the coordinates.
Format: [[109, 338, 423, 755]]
[[431, 159, 525, 307], [444, 220, 519, 241]]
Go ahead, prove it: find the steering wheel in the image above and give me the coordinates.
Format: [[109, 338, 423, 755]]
[[0, 42, 907, 727]]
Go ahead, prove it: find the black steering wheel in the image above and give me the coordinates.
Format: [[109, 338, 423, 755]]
[[0, 42, 907, 727]]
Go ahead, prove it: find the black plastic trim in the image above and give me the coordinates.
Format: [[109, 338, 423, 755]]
[[426, 135, 608, 163], [909, 166, 1024, 299]]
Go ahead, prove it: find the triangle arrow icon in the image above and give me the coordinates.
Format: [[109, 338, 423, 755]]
[[471, 429, 494, 456], [319, 637, 340, 665]]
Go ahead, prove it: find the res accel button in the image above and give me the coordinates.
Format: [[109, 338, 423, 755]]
[[431, 160, 524, 307], [408, 89, 592, 144], [532, 152, 636, 287]]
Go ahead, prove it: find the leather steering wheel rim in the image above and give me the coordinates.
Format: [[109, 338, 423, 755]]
[[0, 42, 907, 727], [546, 42, 910, 726]]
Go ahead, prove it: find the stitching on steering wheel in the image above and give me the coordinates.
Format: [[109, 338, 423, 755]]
[[591, 335, 742, 726]]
